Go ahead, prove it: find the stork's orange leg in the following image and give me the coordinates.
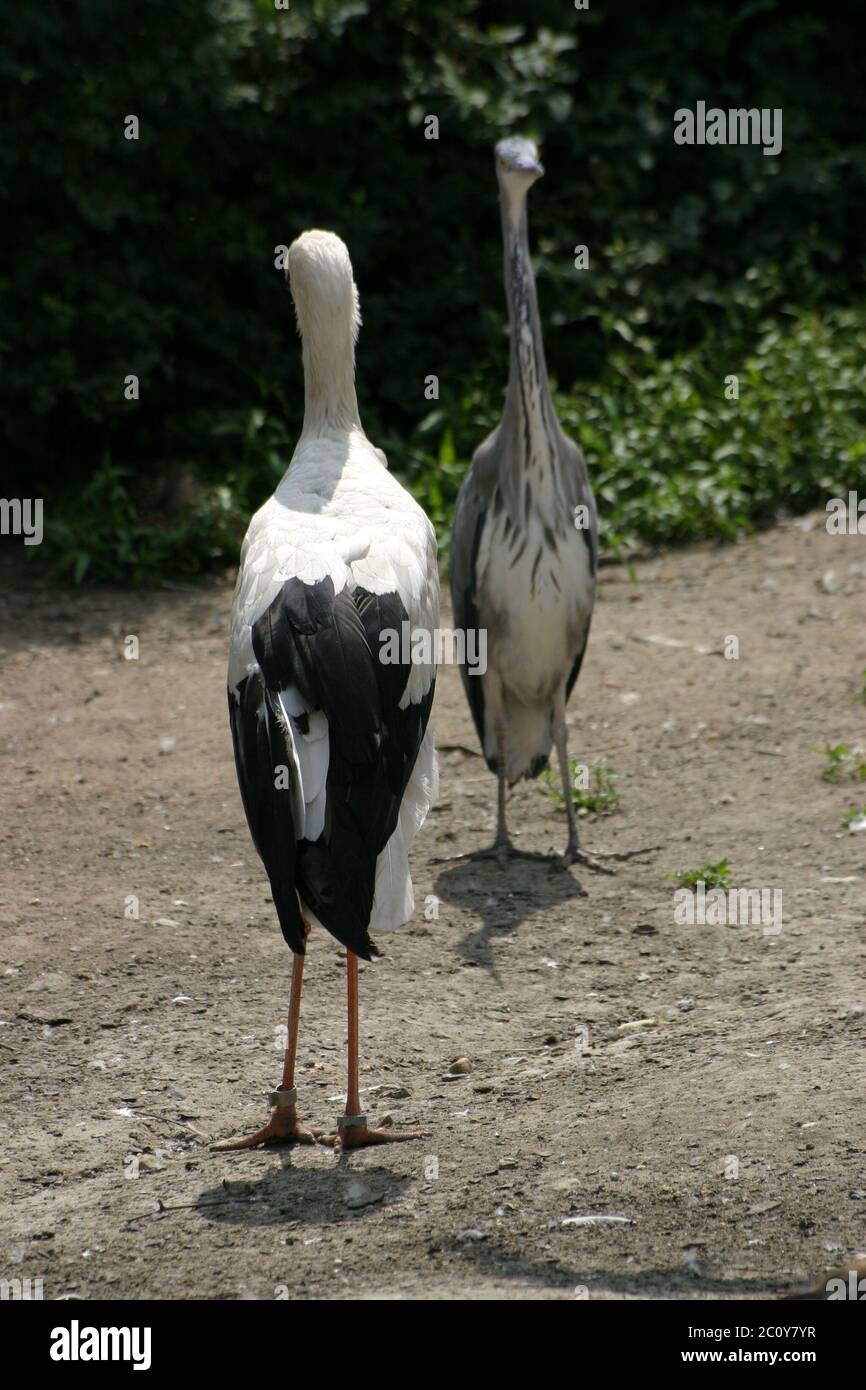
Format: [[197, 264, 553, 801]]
[[320, 952, 426, 1150], [212, 924, 321, 1151]]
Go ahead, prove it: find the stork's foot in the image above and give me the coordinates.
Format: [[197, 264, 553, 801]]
[[211, 1093, 322, 1151], [320, 1114, 426, 1150]]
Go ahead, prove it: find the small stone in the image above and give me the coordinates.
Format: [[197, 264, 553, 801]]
[[345, 1181, 382, 1211], [448, 1057, 472, 1075], [561, 1214, 634, 1227]]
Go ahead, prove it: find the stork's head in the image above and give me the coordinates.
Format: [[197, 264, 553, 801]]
[[286, 230, 361, 346], [495, 136, 544, 200]]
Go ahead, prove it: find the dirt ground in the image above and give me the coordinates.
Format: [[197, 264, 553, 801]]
[[1, 511, 864, 1302]]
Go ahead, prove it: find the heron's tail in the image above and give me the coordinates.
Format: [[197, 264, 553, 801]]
[[484, 700, 552, 785]]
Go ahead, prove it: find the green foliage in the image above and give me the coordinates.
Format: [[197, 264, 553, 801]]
[[841, 806, 866, 831], [815, 742, 866, 783], [566, 305, 866, 553], [42, 458, 244, 586], [3, 0, 865, 582], [540, 758, 619, 816], [858, 670, 866, 705], [667, 858, 731, 891], [407, 302, 866, 564]]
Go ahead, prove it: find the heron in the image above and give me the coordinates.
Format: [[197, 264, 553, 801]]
[[215, 230, 439, 1151], [450, 138, 643, 875]]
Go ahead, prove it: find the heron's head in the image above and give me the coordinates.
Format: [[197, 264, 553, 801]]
[[495, 137, 544, 199], [286, 230, 361, 345]]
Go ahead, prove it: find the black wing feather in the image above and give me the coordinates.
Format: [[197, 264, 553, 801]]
[[228, 674, 306, 952], [230, 575, 433, 961]]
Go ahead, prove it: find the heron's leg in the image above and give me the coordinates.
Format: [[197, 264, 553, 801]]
[[552, 694, 658, 874], [480, 675, 513, 863], [554, 699, 614, 874], [445, 719, 536, 865], [492, 716, 512, 866], [552, 696, 591, 870], [321, 952, 426, 1150], [212, 920, 321, 1151], [456, 679, 536, 865]]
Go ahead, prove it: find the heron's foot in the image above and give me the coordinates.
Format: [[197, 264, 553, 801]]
[[467, 837, 537, 869], [559, 841, 661, 874], [211, 1104, 321, 1152], [560, 843, 616, 875], [320, 1115, 427, 1151]]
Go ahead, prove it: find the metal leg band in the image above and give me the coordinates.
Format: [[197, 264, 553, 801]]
[[269, 1087, 298, 1109], [337, 1112, 366, 1131]]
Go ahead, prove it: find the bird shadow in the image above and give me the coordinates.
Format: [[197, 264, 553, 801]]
[[443, 1235, 795, 1299], [433, 853, 589, 977], [194, 1151, 412, 1229]]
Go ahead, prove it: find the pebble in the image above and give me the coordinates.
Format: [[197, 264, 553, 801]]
[[345, 1181, 382, 1211], [561, 1214, 634, 1227]]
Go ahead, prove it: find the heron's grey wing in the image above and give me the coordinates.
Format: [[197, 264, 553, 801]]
[[555, 430, 597, 574], [449, 432, 500, 747], [557, 432, 598, 699]]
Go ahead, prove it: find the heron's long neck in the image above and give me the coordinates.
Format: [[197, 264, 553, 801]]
[[500, 193, 558, 462], [299, 319, 362, 440]]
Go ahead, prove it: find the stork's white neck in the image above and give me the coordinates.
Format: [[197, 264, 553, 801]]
[[298, 323, 362, 440]]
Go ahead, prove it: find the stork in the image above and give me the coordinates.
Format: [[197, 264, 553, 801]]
[[451, 138, 641, 875], [215, 230, 439, 1151]]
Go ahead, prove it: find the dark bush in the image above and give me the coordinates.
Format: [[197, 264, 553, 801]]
[[3, 1, 864, 576]]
